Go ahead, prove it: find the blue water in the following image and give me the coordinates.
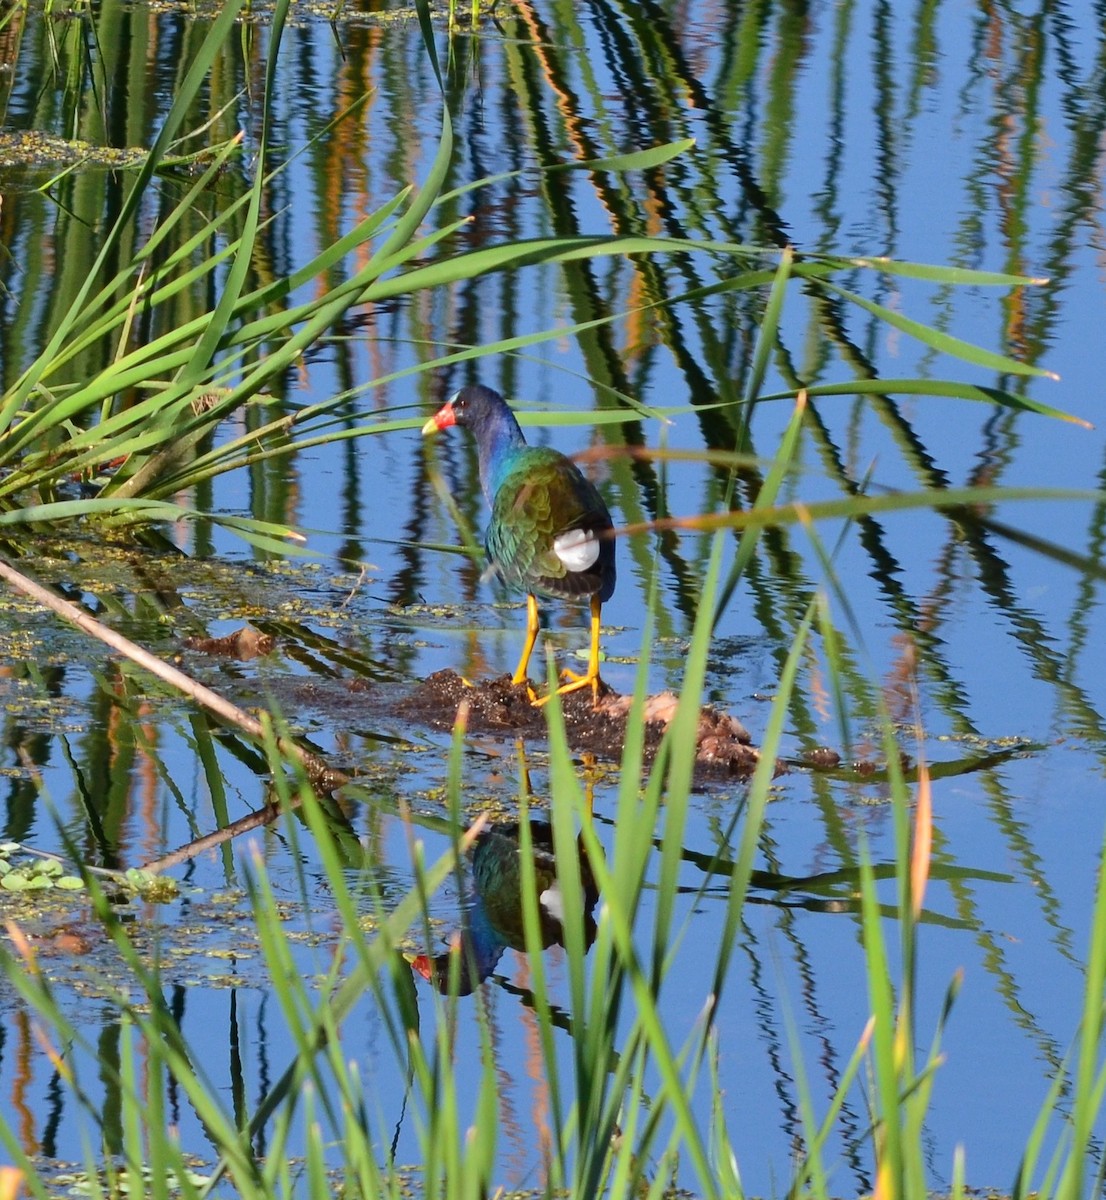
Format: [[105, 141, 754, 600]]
[[1, 2, 1104, 1194]]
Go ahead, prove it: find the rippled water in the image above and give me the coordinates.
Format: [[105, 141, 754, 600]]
[[0, 2, 1104, 1193]]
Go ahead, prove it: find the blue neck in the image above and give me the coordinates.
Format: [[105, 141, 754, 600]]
[[477, 411, 526, 502]]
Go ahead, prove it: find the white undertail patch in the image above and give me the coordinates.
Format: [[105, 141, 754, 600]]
[[553, 527, 600, 573], [539, 883, 565, 924]]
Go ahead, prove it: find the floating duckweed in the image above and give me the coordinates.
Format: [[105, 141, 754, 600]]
[[123, 869, 179, 902], [0, 130, 146, 170]]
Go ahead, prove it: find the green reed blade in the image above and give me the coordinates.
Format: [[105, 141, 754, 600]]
[[817, 277, 1057, 378]]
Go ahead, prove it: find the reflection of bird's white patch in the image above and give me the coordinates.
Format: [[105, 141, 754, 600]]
[[553, 528, 600, 573], [539, 883, 565, 924]]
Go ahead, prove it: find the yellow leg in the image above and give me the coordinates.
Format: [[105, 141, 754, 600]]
[[582, 752, 597, 818], [511, 594, 541, 688], [533, 594, 604, 708]]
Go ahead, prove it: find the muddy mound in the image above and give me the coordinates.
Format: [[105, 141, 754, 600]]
[[397, 670, 764, 779]]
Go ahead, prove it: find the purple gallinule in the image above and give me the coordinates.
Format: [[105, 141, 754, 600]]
[[409, 820, 599, 994], [422, 384, 616, 705]]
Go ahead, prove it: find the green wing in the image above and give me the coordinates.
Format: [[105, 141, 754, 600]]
[[485, 447, 614, 602]]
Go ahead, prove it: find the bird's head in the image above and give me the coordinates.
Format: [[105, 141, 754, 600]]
[[421, 385, 511, 438], [406, 939, 488, 996]]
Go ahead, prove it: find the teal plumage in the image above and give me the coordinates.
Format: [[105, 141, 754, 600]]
[[422, 384, 616, 705], [486, 446, 615, 602]]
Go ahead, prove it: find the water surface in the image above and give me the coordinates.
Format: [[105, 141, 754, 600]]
[[0, 2, 1104, 1194]]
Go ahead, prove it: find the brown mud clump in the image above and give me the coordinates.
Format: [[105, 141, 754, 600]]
[[397, 670, 766, 780]]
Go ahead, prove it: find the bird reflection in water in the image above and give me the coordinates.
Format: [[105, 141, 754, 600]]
[[407, 744, 599, 998], [409, 816, 599, 996]]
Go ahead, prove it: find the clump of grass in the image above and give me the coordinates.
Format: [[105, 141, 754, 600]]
[[0, 0, 1072, 560]]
